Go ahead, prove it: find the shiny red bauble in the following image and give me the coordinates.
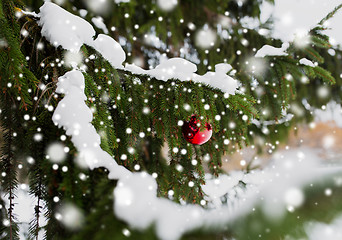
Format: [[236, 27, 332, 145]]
[[182, 115, 212, 145]]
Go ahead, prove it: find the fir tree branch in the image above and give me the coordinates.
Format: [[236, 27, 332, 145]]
[[0, 103, 19, 240], [318, 3, 342, 26]]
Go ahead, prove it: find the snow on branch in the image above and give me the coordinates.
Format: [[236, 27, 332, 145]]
[[38, 2, 238, 95], [255, 42, 289, 58], [51, 67, 342, 240], [52, 70, 130, 179], [51, 72, 342, 238], [39, 2, 95, 52], [299, 58, 316, 67], [38, 3, 342, 240]]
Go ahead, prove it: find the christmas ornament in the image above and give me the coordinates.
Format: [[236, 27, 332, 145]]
[[182, 115, 212, 145]]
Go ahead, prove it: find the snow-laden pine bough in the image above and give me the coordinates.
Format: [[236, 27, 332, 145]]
[[19, 2, 342, 240]]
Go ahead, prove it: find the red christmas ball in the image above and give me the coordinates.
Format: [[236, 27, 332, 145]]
[[182, 115, 212, 145]]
